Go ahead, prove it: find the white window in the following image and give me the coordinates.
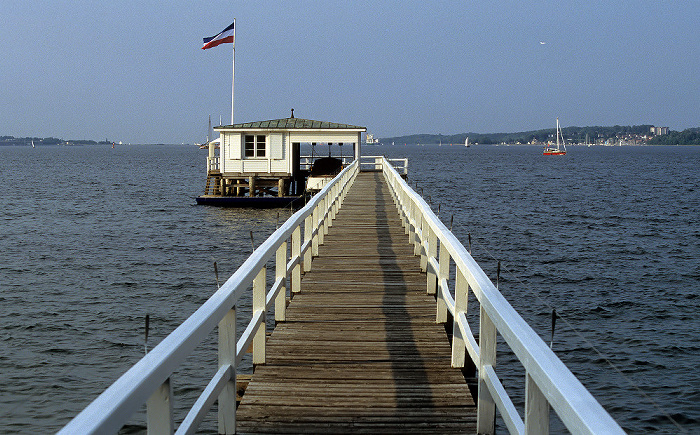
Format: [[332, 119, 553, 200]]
[[244, 135, 266, 157]]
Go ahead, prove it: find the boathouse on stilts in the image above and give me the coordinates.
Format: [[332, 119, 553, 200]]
[[197, 111, 365, 207]]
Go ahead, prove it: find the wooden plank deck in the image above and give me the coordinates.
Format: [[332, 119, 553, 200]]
[[236, 172, 477, 434]]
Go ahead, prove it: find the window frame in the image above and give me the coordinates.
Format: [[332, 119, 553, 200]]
[[244, 134, 266, 158]]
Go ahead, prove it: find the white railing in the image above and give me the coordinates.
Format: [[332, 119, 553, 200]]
[[381, 156, 623, 434], [207, 154, 406, 176], [207, 156, 220, 172], [299, 155, 356, 172], [299, 155, 407, 176], [360, 155, 408, 175], [61, 155, 619, 434], [59, 160, 360, 435]]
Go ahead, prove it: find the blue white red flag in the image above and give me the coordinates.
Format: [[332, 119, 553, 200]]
[[202, 21, 235, 50]]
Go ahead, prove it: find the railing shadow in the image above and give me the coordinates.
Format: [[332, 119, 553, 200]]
[[372, 172, 437, 415]]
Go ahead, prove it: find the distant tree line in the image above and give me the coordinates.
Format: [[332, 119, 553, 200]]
[[647, 128, 700, 145], [0, 135, 109, 146], [381, 125, 700, 145], [381, 125, 662, 145]]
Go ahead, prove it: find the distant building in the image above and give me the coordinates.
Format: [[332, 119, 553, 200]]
[[650, 126, 669, 135]]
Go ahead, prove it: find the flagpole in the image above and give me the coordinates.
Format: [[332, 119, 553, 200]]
[[231, 18, 235, 125]]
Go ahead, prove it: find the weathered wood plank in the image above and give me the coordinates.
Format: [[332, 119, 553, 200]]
[[235, 172, 476, 433]]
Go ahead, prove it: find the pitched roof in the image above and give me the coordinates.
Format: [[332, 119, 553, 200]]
[[217, 117, 365, 130]]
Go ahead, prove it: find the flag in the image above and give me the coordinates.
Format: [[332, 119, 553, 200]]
[[202, 21, 235, 50]]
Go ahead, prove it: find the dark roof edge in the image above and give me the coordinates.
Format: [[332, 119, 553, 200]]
[[214, 117, 366, 131]]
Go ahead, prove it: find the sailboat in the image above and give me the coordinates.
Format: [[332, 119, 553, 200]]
[[31, 140, 35, 148], [543, 118, 567, 156], [465, 137, 470, 147]]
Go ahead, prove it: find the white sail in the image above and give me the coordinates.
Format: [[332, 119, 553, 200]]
[[543, 118, 567, 155]]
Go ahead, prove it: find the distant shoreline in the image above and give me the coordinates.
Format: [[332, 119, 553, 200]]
[[0, 136, 111, 147], [369, 142, 700, 147], [4, 124, 700, 146], [0, 139, 176, 147], [380, 126, 700, 146]]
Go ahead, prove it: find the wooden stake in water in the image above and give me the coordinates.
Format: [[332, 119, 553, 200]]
[[144, 314, 150, 355], [550, 309, 558, 349], [496, 261, 501, 289], [214, 261, 220, 289], [250, 230, 255, 250]]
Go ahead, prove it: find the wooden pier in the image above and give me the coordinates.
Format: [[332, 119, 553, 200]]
[[236, 172, 477, 433], [61, 158, 623, 434]]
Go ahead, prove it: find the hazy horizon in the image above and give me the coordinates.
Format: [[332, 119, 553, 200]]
[[2, 1, 698, 144]]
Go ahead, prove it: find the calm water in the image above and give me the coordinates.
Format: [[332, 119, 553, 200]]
[[1, 144, 698, 433]]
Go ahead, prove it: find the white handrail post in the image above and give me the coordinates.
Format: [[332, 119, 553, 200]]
[[304, 214, 313, 271], [321, 195, 329, 239], [412, 201, 421, 256], [525, 372, 550, 434], [419, 215, 428, 272], [333, 183, 340, 222], [396, 184, 402, 213], [292, 226, 301, 294], [318, 196, 333, 238], [337, 179, 344, 205], [275, 242, 287, 322], [477, 306, 497, 434], [218, 307, 237, 434], [327, 185, 334, 227], [252, 267, 266, 365], [345, 169, 353, 198], [146, 378, 174, 435], [312, 204, 320, 256], [328, 185, 334, 224], [451, 268, 468, 368], [407, 197, 416, 243], [436, 242, 449, 323], [426, 227, 437, 294], [340, 174, 348, 204], [403, 190, 410, 234], [396, 189, 408, 234], [330, 182, 338, 222], [340, 173, 349, 205], [403, 190, 411, 235]]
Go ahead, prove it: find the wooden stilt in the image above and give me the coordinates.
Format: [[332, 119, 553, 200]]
[[248, 176, 256, 197], [277, 178, 285, 197]]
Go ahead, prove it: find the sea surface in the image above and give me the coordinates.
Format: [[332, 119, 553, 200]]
[[1, 144, 698, 433]]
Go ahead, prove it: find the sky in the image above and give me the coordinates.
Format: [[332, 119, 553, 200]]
[[1, 1, 698, 144]]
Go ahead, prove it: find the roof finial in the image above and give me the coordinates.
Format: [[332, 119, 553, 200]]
[[291, 108, 294, 119]]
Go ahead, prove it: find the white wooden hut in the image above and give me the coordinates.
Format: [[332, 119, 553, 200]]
[[201, 114, 365, 202]]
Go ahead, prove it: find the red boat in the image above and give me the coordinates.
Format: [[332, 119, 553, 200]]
[[544, 118, 567, 156], [543, 148, 566, 156]]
